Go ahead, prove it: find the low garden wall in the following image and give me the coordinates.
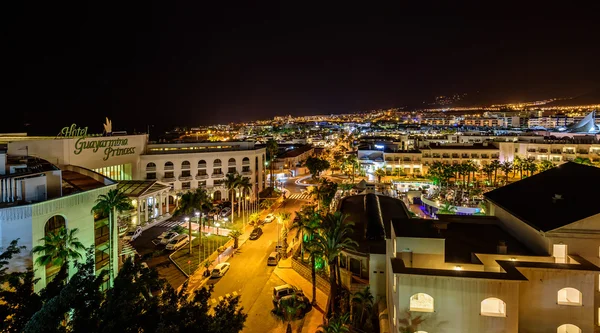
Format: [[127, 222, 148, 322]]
[[291, 257, 330, 295]]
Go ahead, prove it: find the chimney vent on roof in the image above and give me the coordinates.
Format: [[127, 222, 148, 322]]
[[497, 240, 507, 254]]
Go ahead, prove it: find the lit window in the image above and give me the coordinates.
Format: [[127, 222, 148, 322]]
[[480, 297, 506, 317], [393, 276, 397, 293], [557, 288, 582, 306], [393, 240, 397, 257], [415, 331, 428, 333], [557, 324, 581, 333], [409, 293, 434, 312], [393, 305, 396, 326], [553, 243, 568, 263]]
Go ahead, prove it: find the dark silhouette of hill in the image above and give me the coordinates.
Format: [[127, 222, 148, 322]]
[[542, 88, 600, 107]]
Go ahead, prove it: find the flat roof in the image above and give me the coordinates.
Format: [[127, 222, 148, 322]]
[[484, 162, 600, 232], [62, 170, 106, 192], [426, 144, 498, 150]]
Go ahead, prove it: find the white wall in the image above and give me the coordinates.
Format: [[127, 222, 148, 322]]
[[369, 253, 387, 302], [517, 267, 595, 333], [489, 203, 550, 255], [394, 274, 520, 333]]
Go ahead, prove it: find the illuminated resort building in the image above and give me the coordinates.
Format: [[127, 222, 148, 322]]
[[385, 162, 600, 333]]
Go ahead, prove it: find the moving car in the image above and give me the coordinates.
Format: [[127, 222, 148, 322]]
[[165, 234, 189, 250], [220, 207, 232, 217], [211, 262, 231, 278], [272, 284, 303, 307], [267, 252, 281, 266], [249, 227, 263, 240], [123, 226, 142, 242], [159, 231, 179, 245], [264, 214, 275, 223], [208, 208, 221, 218]]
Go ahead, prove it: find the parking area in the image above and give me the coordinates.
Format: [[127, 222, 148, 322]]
[[129, 221, 188, 289]]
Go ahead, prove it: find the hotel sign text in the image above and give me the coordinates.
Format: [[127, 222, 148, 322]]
[[74, 137, 136, 161]]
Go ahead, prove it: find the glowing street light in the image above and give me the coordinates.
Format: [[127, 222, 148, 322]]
[[185, 216, 192, 254]]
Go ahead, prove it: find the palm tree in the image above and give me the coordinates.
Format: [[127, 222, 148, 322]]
[[437, 202, 457, 215], [314, 212, 358, 317], [490, 160, 501, 186], [237, 176, 252, 225], [538, 160, 555, 172], [397, 309, 426, 333], [288, 206, 319, 259], [352, 285, 374, 329], [524, 157, 538, 177], [249, 212, 261, 227], [228, 229, 242, 249], [317, 312, 350, 333], [481, 164, 493, 185], [277, 212, 292, 250], [500, 161, 513, 183], [305, 236, 323, 306], [512, 156, 522, 178], [224, 173, 240, 221], [92, 189, 132, 286], [574, 157, 593, 165], [276, 292, 306, 333], [32, 227, 85, 280], [175, 188, 212, 216], [260, 198, 274, 211], [374, 168, 386, 183], [266, 139, 278, 188]]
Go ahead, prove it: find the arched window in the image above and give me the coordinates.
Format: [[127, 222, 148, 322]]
[[213, 191, 222, 201], [409, 293, 434, 312], [557, 288, 582, 306], [481, 297, 506, 317], [228, 158, 236, 165], [43, 215, 67, 282], [243, 157, 250, 164], [164, 161, 174, 169], [214, 159, 222, 166], [181, 161, 190, 169], [198, 160, 207, 168], [146, 162, 156, 170], [557, 324, 581, 333]]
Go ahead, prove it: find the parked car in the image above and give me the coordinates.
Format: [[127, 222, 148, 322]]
[[267, 251, 281, 266], [208, 208, 221, 218], [159, 231, 179, 245], [264, 214, 275, 223], [220, 207, 232, 217], [272, 284, 303, 307], [123, 226, 142, 242], [277, 294, 309, 314], [165, 234, 189, 250], [249, 227, 263, 240], [211, 262, 231, 278]]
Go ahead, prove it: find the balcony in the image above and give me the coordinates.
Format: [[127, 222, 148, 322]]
[[198, 163, 207, 168], [179, 175, 193, 181], [145, 176, 157, 180], [228, 161, 236, 166], [212, 173, 224, 178], [481, 154, 489, 159], [470, 154, 478, 158], [461, 154, 469, 158], [491, 155, 499, 159], [539, 149, 548, 153], [423, 154, 431, 158], [181, 165, 190, 170], [551, 150, 561, 154], [195, 174, 209, 180], [213, 162, 222, 167], [527, 149, 537, 153], [577, 150, 588, 155], [451, 154, 459, 158], [146, 166, 156, 172], [241, 170, 252, 176], [162, 177, 176, 182], [164, 165, 174, 171], [442, 154, 450, 158], [242, 160, 250, 165]]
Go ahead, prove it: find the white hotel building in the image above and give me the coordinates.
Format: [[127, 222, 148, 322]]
[[1, 129, 266, 290]]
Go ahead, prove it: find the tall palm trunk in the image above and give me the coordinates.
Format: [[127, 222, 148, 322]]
[[237, 188, 241, 219], [327, 263, 337, 317], [231, 189, 235, 222], [311, 254, 317, 305], [109, 206, 117, 287]]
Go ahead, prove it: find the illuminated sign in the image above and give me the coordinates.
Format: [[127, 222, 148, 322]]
[[374, 144, 384, 149], [74, 137, 136, 161]]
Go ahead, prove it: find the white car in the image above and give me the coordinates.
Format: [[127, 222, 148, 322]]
[[264, 214, 275, 223], [220, 207, 232, 217], [165, 234, 189, 250], [123, 227, 142, 241], [211, 262, 231, 278], [159, 231, 179, 245]]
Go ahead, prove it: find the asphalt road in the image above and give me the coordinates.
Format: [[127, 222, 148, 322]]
[[130, 220, 188, 289]]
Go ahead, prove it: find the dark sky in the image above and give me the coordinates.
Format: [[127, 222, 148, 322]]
[[6, 3, 600, 136]]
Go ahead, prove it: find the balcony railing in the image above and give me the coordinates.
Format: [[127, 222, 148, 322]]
[[195, 174, 209, 180], [212, 173, 224, 178], [146, 176, 157, 180], [442, 155, 450, 158], [539, 149, 548, 153], [471, 154, 478, 158], [162, 177, 176, 182], [164, 165, 174, 171], [198, 163, 207, 168], [451, 154, 459, 158], [527, 149, 537, 153], [551, 150, 561, 154], [181, 165, 190, 170], [213, 162, 222, 167], [146, 166, 156, 172], [481, 155, 489, 159], [491, 155, 499, 159], [577, 150, 588, 154], [241, 171, 252, 176], [228, 161, 236, 166], [179, 175, 193, 181], [461, 154, 469, 158], [242, 160, 250, 165]]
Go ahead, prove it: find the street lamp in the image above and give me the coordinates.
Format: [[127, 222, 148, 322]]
[[185, 216, 191, 254], [214, 222, 221, 264], [195, 211, 201, 262]]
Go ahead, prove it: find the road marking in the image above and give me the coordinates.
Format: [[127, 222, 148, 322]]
[[226, 293, 230, 298], [232, 291, 238, 296], [211, 298, 217, 304], [218, 296, 224, 302]]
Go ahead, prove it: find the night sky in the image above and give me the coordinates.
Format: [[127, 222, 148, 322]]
[[6, 4, 600, 136]]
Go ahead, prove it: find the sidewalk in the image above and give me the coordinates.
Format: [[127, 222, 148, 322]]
[[273, 258, 328, 333]]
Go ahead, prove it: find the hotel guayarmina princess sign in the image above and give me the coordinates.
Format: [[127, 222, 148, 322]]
[[57, 123, 136, 161]]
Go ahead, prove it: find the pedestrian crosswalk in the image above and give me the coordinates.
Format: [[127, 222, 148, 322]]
[[287, 193, 312, 201], [155, 219, 184, 228]]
